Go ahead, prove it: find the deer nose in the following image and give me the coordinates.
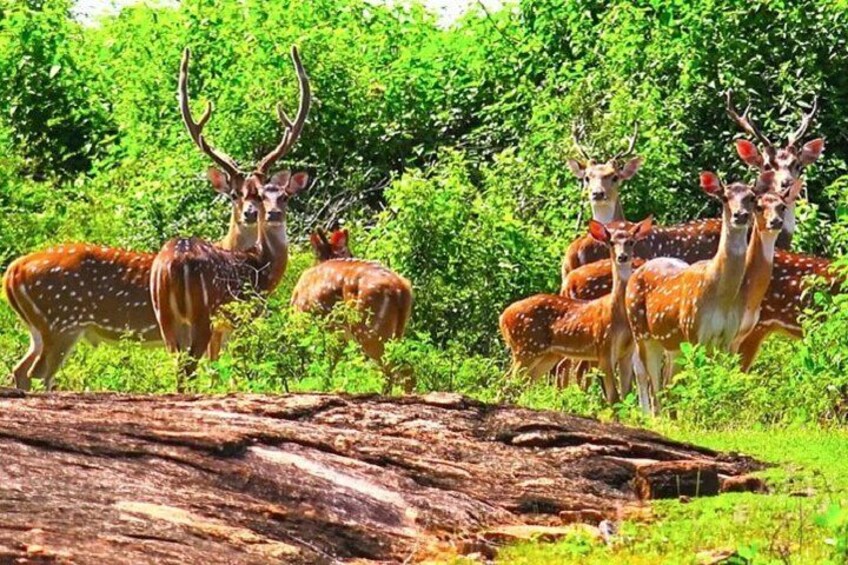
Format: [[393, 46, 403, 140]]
[[768, 218, 784, 230], [591, 191, 606, 201], [243, 209, 258, 223], [617, 253, 629, 263], [733, 210, 750, 223], [267, 210, 284, 223]]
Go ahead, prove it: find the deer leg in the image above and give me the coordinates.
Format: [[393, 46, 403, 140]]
[[736, 326, 771, 372], [577, 361, 594, 391], [632, 348, 652, 413], [207, 329, 225, 361], [597, 356, 620, 405], [618, 351, 634, 399], [553, 358, 572, 388], [638, 341, 664, 415], [28, 332, 81, 392], [12, 326, 43, 390], [183, 319, 213, 383]]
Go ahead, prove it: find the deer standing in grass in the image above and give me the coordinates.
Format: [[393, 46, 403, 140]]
[[500, 217, 653, 404], [151, 46, 311, 386], [2, 48, 265, 391], [291, 228, 413, 392], [625, 170, 780, 413]]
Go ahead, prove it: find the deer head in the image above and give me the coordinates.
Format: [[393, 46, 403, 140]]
[[568, 122, 641, 223], [179, 46, 310, 230], [588, 217, 652, 282], [699, 170, 774, 231], [309, 228, 353, 261], [726, 91, 824, 206], [258, 170, 310, 226], [755, 179, 801, 236]]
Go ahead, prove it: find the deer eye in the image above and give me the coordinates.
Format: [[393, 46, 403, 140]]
[[611, 174, 619, 182]]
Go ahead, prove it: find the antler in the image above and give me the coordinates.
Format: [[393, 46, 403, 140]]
[[256, 45, 312, 176], [725, 90, 775, 157], [787, 95, 819, 148], [179, 48, 244, 179], [571, 121, 593, 162], [611, 122, 639, 162], [316, 227, 330, 246]]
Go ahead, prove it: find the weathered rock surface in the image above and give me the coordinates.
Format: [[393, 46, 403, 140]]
[[0, 390, 763, 563]]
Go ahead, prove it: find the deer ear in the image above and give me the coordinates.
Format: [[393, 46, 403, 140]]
[[754, 170, 775, 195], [631, 215, 653, 240], [800, 138, 824, 166], [700, 171, 723, 198], [619, 156, 642, 180], [735, 140, 764, 169], [287, 171, 310, 196], [270, 169, 291, 188], [207, 167, 231, 194], [567, 159, 587, 179], [588, 220, 611, 243], [329, 229, 347, 247], [309, 232, 324, 253]]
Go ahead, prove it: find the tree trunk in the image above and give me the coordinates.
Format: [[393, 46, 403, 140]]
[[0, 390, 763, 563]]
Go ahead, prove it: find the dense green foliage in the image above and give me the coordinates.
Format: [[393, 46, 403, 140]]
[[3, 0, 848, 431]]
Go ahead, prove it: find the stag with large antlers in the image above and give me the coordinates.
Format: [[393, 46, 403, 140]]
[[2, 48, 270, 391], [291, 228, 414, 392], [151, 46, 311, 386]]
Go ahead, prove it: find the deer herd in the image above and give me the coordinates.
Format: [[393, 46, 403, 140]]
[[0, 46, 838, 414], [502, 92, 831, 413]]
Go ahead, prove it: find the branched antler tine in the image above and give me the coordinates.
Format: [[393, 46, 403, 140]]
[[571, 121, 592, 162], [178, 48, 242, 178], [725, 89, 774, 152], [612, 122, 639, 161], [257, 45, 312, 175], [788, 94, 819, 147], [316, 227, 330, 246]]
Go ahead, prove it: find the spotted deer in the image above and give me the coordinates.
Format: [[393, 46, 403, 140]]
[[291, 228, 413, 392], [626, 171, 779, 413], [735, 251, 839, 370], [500, 217, 653, 404], [2, 47, 264, 391], [562, 92, 823, 286], [151, 46, 311, 386]]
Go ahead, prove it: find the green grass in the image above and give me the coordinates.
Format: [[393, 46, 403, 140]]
[[499, 427, 848, 564]]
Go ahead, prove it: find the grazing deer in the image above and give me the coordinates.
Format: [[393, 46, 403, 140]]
[[291, 228, 413, 392], [562, 92, 822, 283], [2, 47, 265, 391], [151, 46, 311, 386], [625, 171, 776, 413], [500, 217, 653, 404]]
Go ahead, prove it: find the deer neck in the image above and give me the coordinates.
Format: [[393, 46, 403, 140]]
[[609, 258, 630, 321], [741, 224, 778, 313], [707, 208, 749, 304], [254, 221, 289, 293], [591, 200, 624, 224], [776, 201, 796, 249], [218, 215, 259, 251]]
